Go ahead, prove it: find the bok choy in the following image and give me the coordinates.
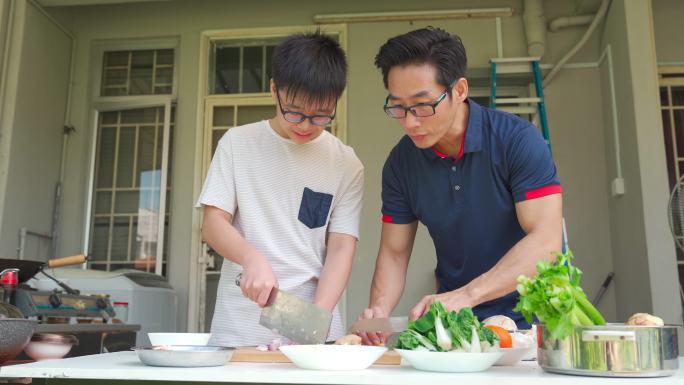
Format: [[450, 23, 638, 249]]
[[395, 301, 499, 352]]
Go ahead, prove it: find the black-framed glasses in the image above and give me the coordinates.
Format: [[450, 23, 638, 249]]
[[275, 90, 336, 126], [383, 88, 450, 119]]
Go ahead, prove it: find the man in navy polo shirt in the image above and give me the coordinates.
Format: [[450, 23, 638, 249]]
[[359, 27, 563, 345]]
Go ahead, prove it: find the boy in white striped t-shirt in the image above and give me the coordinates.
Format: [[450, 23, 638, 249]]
[[196, 32, 364, 347]]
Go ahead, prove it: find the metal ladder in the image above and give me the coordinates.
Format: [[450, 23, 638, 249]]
[[489, 57, 551, 153]]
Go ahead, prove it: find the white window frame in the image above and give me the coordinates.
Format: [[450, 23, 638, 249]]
[[83, 38, 179, 276]]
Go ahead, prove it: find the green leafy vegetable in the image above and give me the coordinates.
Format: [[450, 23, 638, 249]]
[[395, 301, 499, 352], [513, 249, 606, 340]]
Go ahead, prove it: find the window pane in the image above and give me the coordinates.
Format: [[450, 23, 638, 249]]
[[212, 129, 227, 156], [130, 67, 153, 95], [116, 127, 135, 187], [213, 106, 234, 127], [155, 67, 173, 85], [673, 86, 684, 106], [104, 51, 129, 67], [214, 47, 239, 94], [122, 108, 157, 124], [237, 105, 273, 126], [661, 87, 670, 107], [265, 45, 275, 86], [96, 126, 116, 188], [157, 49, 174, 65], [674, 110, 684, 152], [154, 85, 172, 95], [242, 46, 263, 93], [137, 126, 156, 187], [111, 217, 131, 260], [104, 69, 127, 86], [90, 218, 110, 262], [103, 87, 127, 97], [95, 192, 112, 214], [115, 191, 140, 214], [131, 50, 154, 68], [102, 112, 118, 125], [663, 109, 676, 188]]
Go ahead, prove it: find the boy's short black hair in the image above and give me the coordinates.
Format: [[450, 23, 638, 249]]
[[271, 31, 347, 108], [374, 27, 467, 90]]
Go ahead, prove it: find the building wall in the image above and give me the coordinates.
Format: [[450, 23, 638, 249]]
[[653, 0, 684, 64], [0, 1, 71, 261], [599, 0, 682, 326], [43, 0, 623, 331]]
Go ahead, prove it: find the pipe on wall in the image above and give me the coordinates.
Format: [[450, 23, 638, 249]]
[[542, 0, 611, 88], [522, 0, 547, 58], [549, 14, 594, 32]]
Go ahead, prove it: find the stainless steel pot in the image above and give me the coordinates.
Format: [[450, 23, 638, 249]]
[[537, 323, 679, 377]]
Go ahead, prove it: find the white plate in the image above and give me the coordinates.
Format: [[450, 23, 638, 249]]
[[395, 348, 503, 372], [494, 346, 535, 366], [148, 333, 211, 346], [279, 345, 387, 370]]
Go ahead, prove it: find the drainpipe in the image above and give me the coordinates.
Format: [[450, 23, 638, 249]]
[[523, 0, 547, 58], [542, 0, 611, 88], [549, 14, 594, 32]]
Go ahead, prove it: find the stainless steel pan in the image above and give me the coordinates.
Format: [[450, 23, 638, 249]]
[[537, 323, 679, 377]]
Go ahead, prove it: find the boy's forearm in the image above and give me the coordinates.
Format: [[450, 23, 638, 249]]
[[202, 207, 261, 267], [314, 233, 356, 311]]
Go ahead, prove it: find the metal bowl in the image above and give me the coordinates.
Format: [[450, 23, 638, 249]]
[[133, 345, 234, 367], [0, 319, 38, 364], [537, 323, 679, 377]]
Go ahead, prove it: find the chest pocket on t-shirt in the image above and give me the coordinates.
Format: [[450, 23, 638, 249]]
[[298, 187, 333, 229]]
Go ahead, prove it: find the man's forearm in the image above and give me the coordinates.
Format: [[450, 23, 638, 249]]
[[314, 234, 356, 311], [464, 229, 561, 306], [369, 251, 410, 315]]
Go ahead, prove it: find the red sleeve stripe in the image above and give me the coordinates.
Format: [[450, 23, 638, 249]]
[[525, 185, 563, 200], [381, 214, 394, 223]]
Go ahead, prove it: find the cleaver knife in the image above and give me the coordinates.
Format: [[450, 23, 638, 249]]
[[235, 273, 332, 344]]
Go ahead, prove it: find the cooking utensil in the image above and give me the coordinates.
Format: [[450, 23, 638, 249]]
[[537, 323, 679, 377], [133, 346, 234, 367], [235, 273, 332, 344], [0, 319, 38, 364], [348, 316, 408, 334], [0, 255, 87, 284]]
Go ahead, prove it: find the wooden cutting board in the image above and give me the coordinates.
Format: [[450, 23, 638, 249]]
[[231, 347, 401, 365]]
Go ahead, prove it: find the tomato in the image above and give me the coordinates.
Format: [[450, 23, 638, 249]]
[[484, 324, 512, 348]]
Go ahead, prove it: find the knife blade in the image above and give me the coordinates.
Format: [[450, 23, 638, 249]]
[[348, 316, 408, 334], [235, 273, 332, 345]]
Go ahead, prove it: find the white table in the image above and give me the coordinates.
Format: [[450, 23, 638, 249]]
[[0, 352, 682, 384]]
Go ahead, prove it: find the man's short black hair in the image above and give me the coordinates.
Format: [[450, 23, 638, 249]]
[[271, 31, 347, 108], [374, 27, 467, 90]]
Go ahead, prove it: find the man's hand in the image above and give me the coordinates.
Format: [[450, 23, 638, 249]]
[[356, 306, 389, 346], [239, 251, 278, 307], [409, 288, 475, 320]]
